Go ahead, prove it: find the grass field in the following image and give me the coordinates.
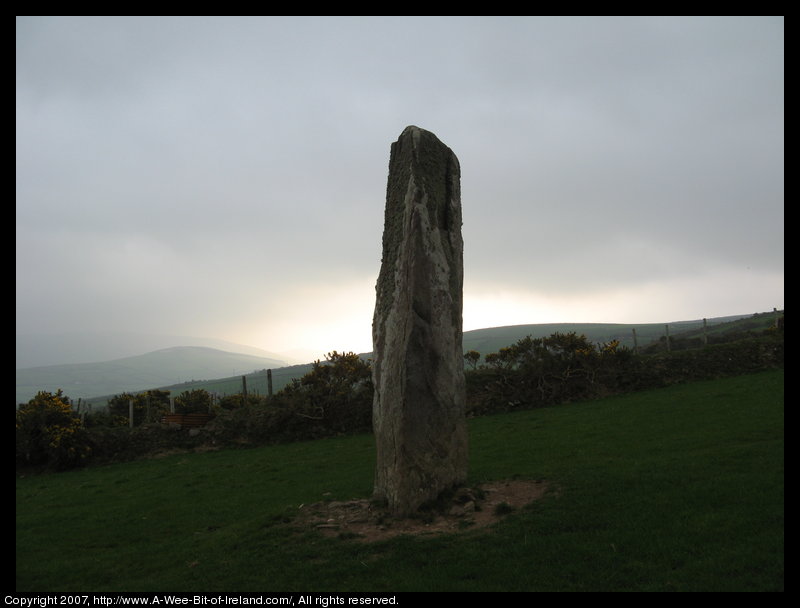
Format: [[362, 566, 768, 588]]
[[16, 369, 784, 592]]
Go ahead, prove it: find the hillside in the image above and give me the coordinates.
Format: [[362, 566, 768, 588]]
[[461, 313, 767, 356], [166, 314, 768, 403], [15, 347, 286, 405], [15, 331, 291, 369], [17, 311, 779, 407]]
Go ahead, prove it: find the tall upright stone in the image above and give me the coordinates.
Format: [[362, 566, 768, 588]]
[[372, 125, 468, 516]]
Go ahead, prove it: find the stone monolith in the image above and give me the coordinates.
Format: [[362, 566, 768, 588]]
[[372, 125, 468, 516]]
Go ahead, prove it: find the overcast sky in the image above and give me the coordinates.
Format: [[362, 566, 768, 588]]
[[16, 16, 784, 362]]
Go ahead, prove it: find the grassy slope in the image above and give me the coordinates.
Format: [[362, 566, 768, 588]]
[[85, 313, 774, 406], [461, 313, 775, 356], [16, 369, 783, 592], [18, 313, 774, 407]]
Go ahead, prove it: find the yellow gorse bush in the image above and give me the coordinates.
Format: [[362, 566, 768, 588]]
[[16, 389, 92, 469]]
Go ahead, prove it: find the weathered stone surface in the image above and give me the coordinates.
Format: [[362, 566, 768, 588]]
[[372, 125, 468, 516]]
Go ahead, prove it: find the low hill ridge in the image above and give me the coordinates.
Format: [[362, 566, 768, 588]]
[[15, 346, 286, 405], [17, 312, 779, 406]]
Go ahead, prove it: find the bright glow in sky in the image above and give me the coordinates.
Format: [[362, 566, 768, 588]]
[[464, 269, 784, 335], [16, 17, 784, 365]]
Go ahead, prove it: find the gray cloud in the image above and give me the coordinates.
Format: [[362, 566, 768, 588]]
[[16, 16, 784, 357]]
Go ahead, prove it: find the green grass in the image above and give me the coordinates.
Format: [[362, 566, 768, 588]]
[[16, 370, 784, 592]]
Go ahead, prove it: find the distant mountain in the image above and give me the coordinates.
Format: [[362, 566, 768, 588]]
[[15, 331, 291, 369], [17, 312, 777, 408], [15, 346, 287, 405]]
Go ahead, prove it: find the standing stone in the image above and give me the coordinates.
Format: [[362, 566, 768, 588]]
[[372, 125, 468, 516]]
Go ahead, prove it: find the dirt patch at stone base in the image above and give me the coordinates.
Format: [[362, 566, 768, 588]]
[[293, 479, 551, 543]]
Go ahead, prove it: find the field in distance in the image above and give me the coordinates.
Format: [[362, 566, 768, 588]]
[[16, 311, 779, 407]]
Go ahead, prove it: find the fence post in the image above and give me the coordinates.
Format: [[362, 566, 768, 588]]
[[665, 324, 671, 352], [129, 399, 134, 429], [267, 369, 273, 397], [242, 375, 248, 402], [632, 328, 639, 355], [170, 397, 176, 414], [702, 318, 708, 346]]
